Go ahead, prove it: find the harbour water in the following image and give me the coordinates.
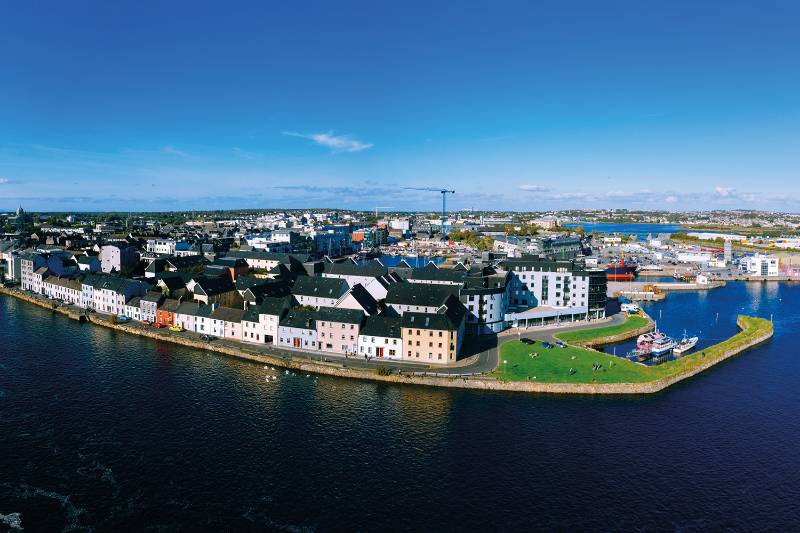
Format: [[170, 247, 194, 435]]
[[565, 221, 683, 238], [2, 282, 800, 530]]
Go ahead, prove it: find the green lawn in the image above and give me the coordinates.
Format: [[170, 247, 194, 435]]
[[492, 316, 772, 384], [490, 341, 655, 383], [554, 315, 649, 344]]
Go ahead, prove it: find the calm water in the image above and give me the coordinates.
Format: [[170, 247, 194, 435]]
[[2, 283, 800, 531], [565, 222, 683, 238]]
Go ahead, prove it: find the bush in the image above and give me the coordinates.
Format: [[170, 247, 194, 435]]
[[376, 365, 392, 376]]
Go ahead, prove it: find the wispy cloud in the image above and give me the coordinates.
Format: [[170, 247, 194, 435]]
[[162, 145, 188, 157], [282, 131, 373, 153], [714, 186, 735, 197], [0, 177, 10, 185], [519, 184, 549, 192]]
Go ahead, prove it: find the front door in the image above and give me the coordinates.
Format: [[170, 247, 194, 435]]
[[293, 338, 301, 348], [377, 347, 384, 358]]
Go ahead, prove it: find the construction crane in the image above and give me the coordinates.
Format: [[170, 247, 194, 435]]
[[403, 187, 456, 239]]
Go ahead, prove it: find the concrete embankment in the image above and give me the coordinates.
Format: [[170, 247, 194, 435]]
[[562, 313, 655, 348], [0, 287, 773, 395]]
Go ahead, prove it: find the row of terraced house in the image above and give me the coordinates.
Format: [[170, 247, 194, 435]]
[[8, 246, 607, 365]]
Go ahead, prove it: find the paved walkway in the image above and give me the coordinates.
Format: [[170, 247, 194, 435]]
[[8, 288, 622, 378]]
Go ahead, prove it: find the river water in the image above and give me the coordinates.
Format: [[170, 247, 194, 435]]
[[1, 282, 799, 531], [564, 222, 683, 238]]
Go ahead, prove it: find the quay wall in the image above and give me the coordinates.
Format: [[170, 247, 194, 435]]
[[564, 312, 655, 348], [0, 287, 772, 395]]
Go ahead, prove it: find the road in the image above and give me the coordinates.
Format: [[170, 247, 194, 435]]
[[9, 287, 623, 378]]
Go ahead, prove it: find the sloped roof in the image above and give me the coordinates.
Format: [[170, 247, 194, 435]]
[[292, 276, 349, 299], [385, 282, 458, 307], [406, 267, 466, 284], [257, 295, 292, 317], [322, 259, 387, 277], [360, 315, 402, 338], [342, 283, 379, 315], [315, 307, 364, 325], [210, 306, 245, 323], [279, 310, 316, 330], [401, 298, 466, 331], [193, 276, 236, 296]]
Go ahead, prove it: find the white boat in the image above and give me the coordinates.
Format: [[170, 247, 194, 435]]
[[673, 332, 699, 355], [637, 330, 665, 349], [650, 336, 676, 356]]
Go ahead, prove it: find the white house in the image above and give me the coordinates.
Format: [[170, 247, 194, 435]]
[[277, 310, 317, 350], [358, 316, 402, 360]]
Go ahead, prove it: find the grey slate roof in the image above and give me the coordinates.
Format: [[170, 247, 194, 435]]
[[344, 283, 379, 315], [406, 267, 466, 283], [210, 306, 245, 323], [322, 259, 387, 277], [174, 301, 201, 316], [291, 276, 349, 299], [385, 282, 458, 308], [193, 276, 236, 296], [360, 315, 402, 338], [279, 310, 316, 330], [315, 307, 364, 325], [257, 295, 292, 317]]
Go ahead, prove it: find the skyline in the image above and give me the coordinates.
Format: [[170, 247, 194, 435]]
[[1, 1, 799, 212]]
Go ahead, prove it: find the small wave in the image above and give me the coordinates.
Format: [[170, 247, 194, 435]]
[[0, 389, 6, 398], [0, 512, 23, 531], [12, 484, 89, 532]]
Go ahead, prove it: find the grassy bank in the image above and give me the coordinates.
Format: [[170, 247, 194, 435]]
[[493, 315, 772, 384], [554, 315, 649, 344]]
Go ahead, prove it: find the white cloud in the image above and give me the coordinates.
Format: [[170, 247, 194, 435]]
[[549, 191, 597, 201], [664, 195, 678, 203], [0, 177, 9, 184], [519, 184, 549, 192], [283, 131, 373, 153], [162, 145, 188, 157], [714, 186, 735, 197]]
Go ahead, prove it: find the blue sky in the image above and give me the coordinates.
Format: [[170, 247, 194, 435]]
[[1, 0, 798, 212]]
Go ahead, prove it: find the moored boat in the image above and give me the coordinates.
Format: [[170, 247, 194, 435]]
[[637, 330, 665, 350], [673, 333, 699, 355], [650, 336, 676, 356], [628, 347, 652, 362], [605, 252, 638, 281]]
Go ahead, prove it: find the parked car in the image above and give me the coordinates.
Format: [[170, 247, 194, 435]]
[[520, 338, 535, 345], [151, 322, 166, 329], [541, 341, 554, 349], [555, 341, 567, 348], [169, 325, 184, 332], [117, 315, 131, 323]]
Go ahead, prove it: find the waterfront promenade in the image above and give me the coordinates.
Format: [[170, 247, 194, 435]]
[[0, 286, 772, 394]]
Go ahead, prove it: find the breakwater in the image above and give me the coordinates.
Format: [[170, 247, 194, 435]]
[[560, 312, 655, 348], [0, 287, 772, 395]]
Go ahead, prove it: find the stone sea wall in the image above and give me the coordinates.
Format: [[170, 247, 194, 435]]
[[0, 287, 773, 395]]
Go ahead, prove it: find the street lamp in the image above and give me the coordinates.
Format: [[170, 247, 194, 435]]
[[503, 359, 508, 379]]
